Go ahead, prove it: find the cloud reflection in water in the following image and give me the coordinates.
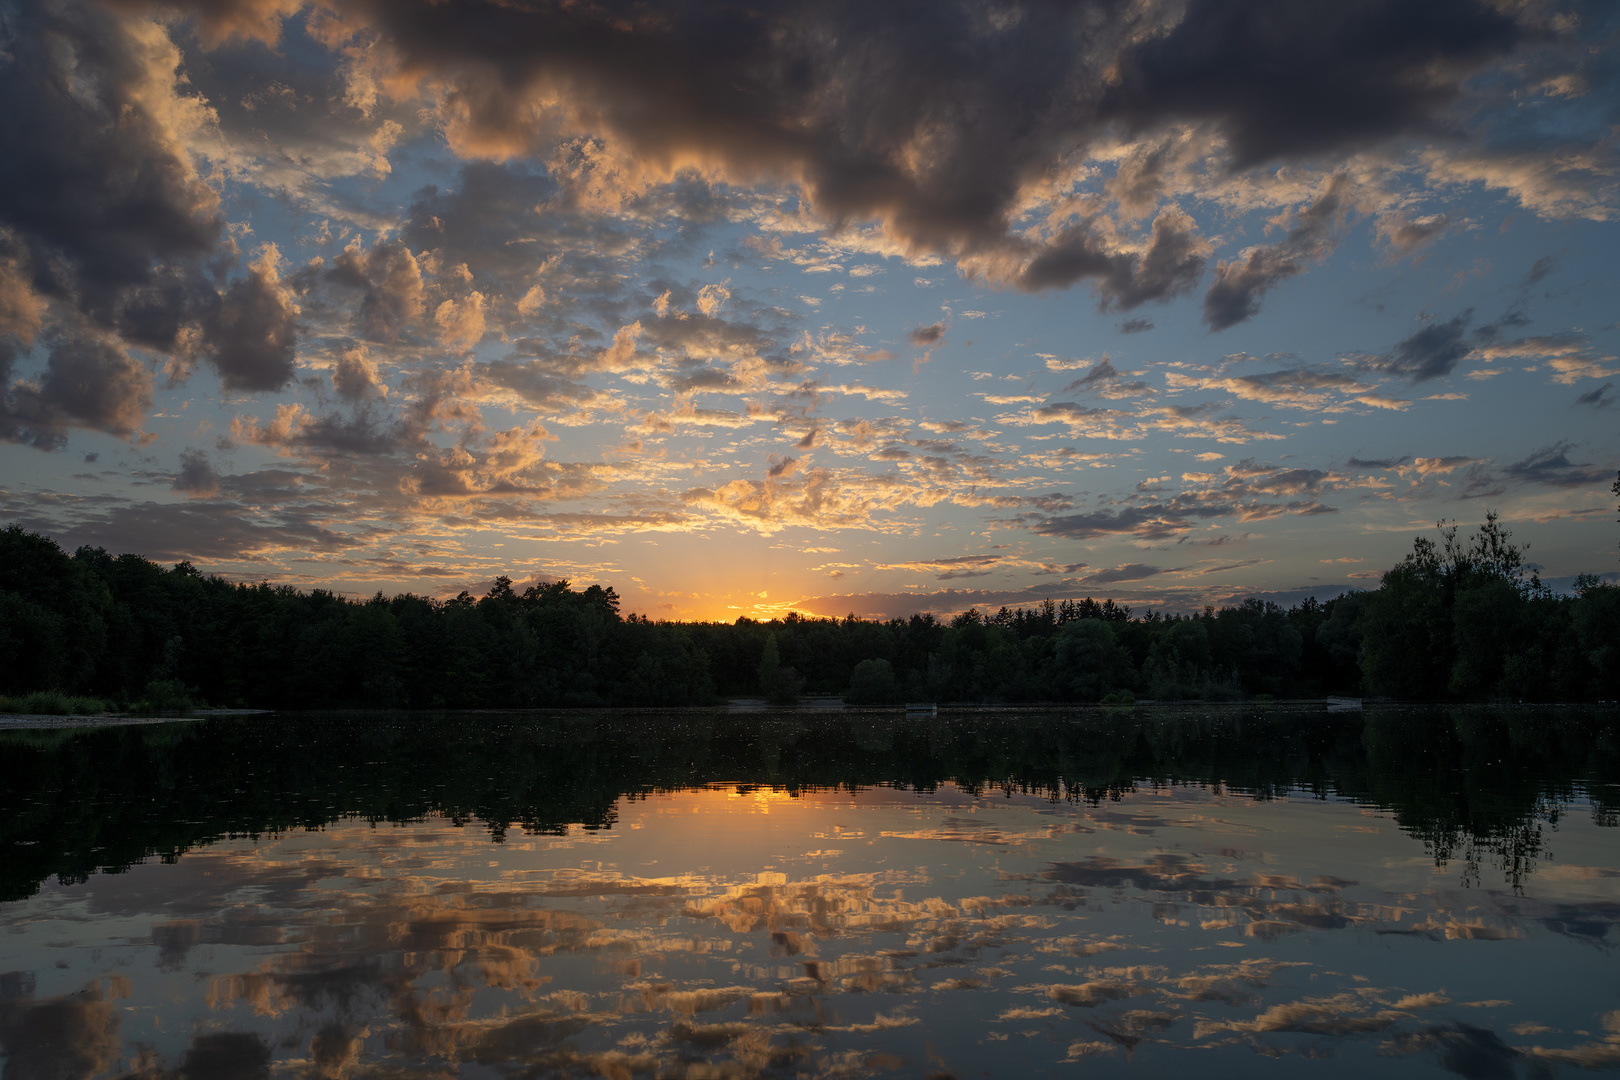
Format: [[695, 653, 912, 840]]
[[2, 775, 1618, 1078]]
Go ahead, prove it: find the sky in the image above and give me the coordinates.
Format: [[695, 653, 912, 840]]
[[0, 0, 1617, 621]]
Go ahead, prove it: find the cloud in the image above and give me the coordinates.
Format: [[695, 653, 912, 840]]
[[0, 240, 45, 349], [1118, 318, 1154, 334], [0, 983, 122, 1080], [173, 447, 222, 497], [209, 245, 300, 392], [435, 291, 488, 351], [1168, 367, 1401, 410], [1375, 211, 1451, 254], [0, 332, 153, 449], [1203, 176, 1350, 330], [1386, 1023, 1527, 1080], [180, 1032, 273, 1080], [1000, 400, 1281, 444], [1101, 0, 1521, 169], [1575, 382, 1614, 408], [331, 345, 388, 402], [1421, 144, 1619, 222], [1205, 993, 1408, 1037], [1030, 477, 1334, 541], [1477, 333, 1618, 384], [796, 582, 1143, 620], [1056, 357, 1154, 401], [1523, 254, 1557, 286], [1503, 442, 1609, 488], [908, 323, 946, 347], [0, 485, 366, 564], [1365, 312, 1475, 382], [328, 239, 426, 343], [876, 554, 1004, 581], [1016, 207, 1209, 310], [127, 0, 1548, 280], [1080, 563, 1167, 585], [0, 0, 222, 350], [1243, 466, 1331, 494], [1032, 502, 1225, 542]]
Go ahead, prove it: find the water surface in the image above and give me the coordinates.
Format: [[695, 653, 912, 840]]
[[2, 705, 1618, 1078]]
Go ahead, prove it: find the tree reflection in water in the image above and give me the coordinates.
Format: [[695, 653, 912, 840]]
[[1, 704, 1615, 900], [0, 704, 1618, 1079]]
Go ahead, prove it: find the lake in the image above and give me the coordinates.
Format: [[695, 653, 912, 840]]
[[1, 705, 1617, 1078]]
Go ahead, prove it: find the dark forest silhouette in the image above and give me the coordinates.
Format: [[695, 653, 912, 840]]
[[1, 508, 1617, 710]]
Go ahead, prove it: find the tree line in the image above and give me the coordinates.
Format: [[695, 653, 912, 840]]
[[1, 509, 1617, 709]]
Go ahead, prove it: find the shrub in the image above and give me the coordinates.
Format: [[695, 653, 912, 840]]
[[3, 690, 110, 715], [134, 679, 195, 715]]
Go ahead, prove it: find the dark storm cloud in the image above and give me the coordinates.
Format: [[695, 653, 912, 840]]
[[1203, 176, 1349, 331], [0, 0, 221, 347], [1365, 312, 1475, 382], [139, 0, 1533, 265], [1100, 0, 1522, 167]]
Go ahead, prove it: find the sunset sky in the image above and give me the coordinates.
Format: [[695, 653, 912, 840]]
[[1, 0, 1616, 619]]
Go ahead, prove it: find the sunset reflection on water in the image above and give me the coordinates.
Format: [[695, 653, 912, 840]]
[[1, 708, 1618, 1077]]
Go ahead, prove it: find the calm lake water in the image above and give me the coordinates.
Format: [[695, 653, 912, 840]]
[[1, 705, 1618, 1079]]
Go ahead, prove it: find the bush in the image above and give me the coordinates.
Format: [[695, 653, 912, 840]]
[[2, 690, 111, 715], [134, 679, 195, 715]]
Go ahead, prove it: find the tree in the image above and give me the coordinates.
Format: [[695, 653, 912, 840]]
[[844, 658, 901, 706], [1052, 619, 1132, 701], [756, 632, 803, 704], [1359, 512, 1543, 700]]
